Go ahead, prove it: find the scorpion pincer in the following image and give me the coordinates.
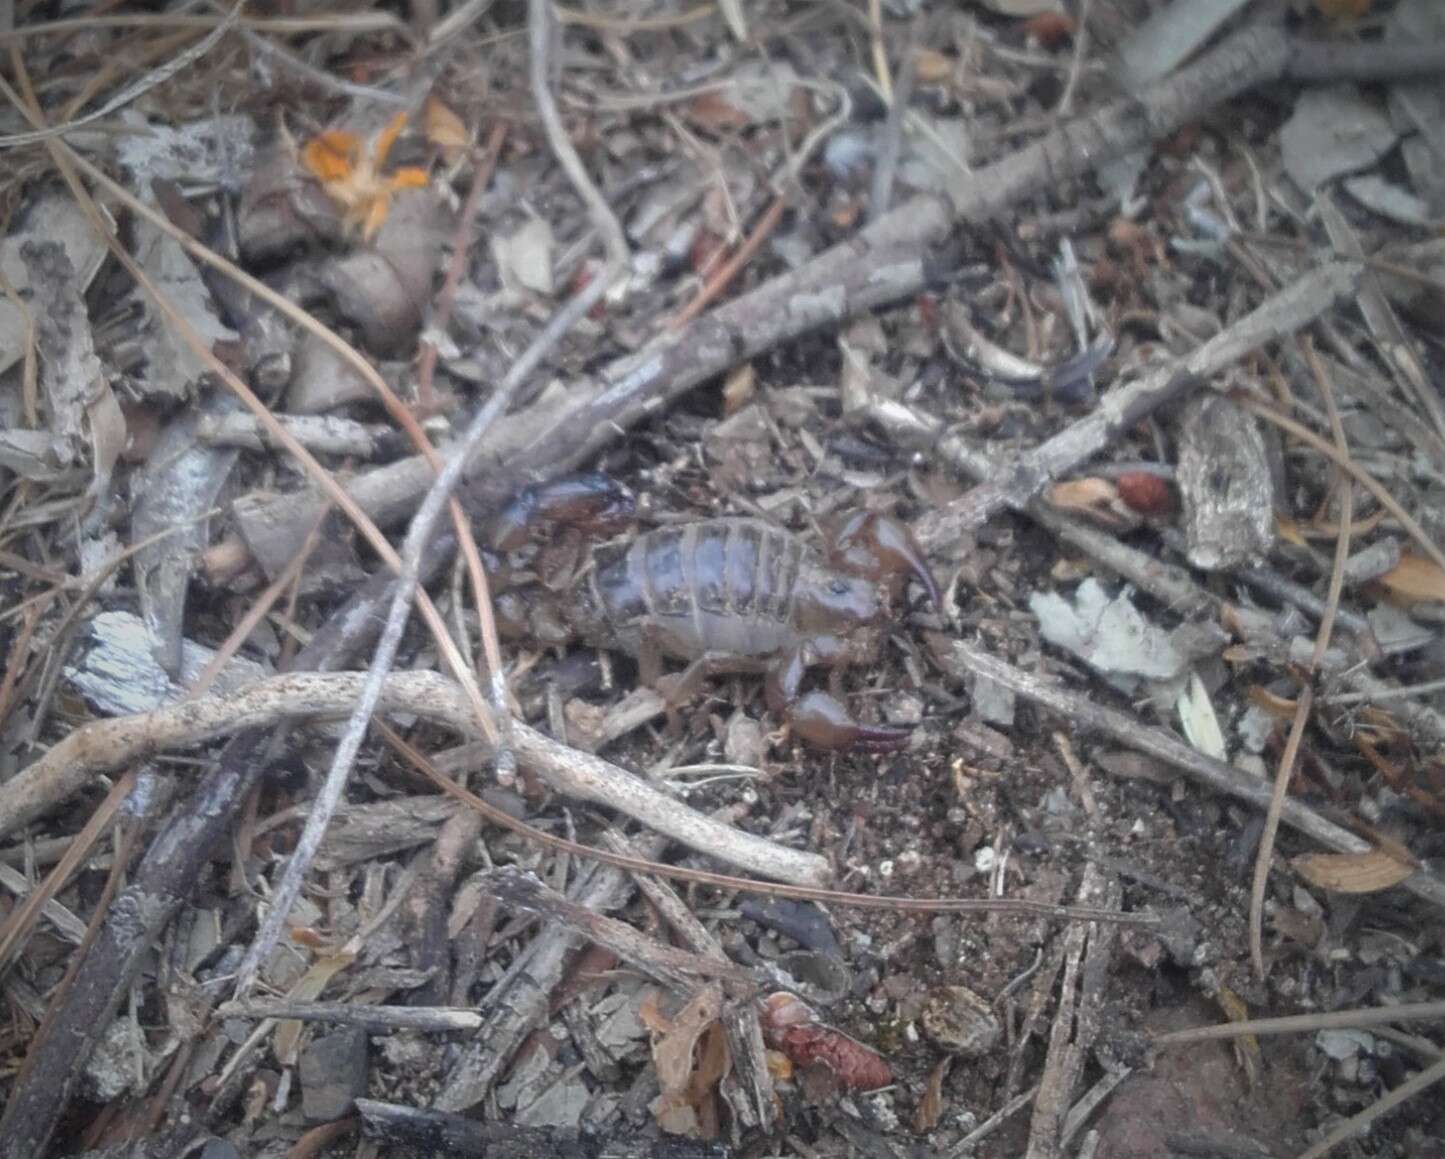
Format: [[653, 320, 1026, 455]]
[[489, 474, 940, 753]]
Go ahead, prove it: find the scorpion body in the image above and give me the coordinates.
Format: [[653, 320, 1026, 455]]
[[491, 475, 936, 751], [572, 518, 881, 668]]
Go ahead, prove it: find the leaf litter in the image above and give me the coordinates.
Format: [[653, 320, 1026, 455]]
[[0, 3, 1444, 1158]]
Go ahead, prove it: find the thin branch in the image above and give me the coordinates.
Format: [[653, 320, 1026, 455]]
[[0, 0, 246, 148], [231, 0, 636, 995], [1248, 341, 1352, 979], [1154, 1000, 1445, 1046], [1294, 1053, 1445, 1159]]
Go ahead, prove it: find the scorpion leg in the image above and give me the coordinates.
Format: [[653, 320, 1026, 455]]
[[829, 512, 941, 609], [766, 646, 911, 753], [490, 472, 637, 551], [641, 629, 756, 736]]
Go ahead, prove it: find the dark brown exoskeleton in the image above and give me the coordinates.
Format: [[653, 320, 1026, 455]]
[[490, 474, 939, 752]]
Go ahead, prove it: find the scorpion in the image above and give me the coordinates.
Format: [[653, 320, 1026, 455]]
[[485, 474, 940, 752]]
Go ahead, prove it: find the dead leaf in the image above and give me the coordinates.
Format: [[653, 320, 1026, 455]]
[[648, 984, 725, 1137], [273, 949, 357, 1065], [651, 984, 723, 1096], [914, 1057, 952, 1132], [913, 49, 953, 85], [1247, 685, 1298, 718], [1317, 0, 1371, 21], [300, 112, 431, 241], [979, 0, 1063, 15], [1047, 477, 1118, 513], [492, 217, 556, 296], [1215, 986, 1259, 1087], [1280, 85, 1398, 194], [423, 94, 470, 160], [766, 1049, 793, 1081], [1294, 848, 1414, 893], [685, 91, 752, 132], [722, 363, 756, 416], [1276, 515, 1309, 548], [1178, 671, 1226, 759], [315, 189, 451, 357], [1377, 553, 1445, 604]]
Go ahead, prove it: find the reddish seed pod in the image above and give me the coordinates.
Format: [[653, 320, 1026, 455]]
[[760, 992, 892, 1091], [1115, 471, 1173, 518]]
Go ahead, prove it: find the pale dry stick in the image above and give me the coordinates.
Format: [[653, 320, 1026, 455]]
[[0, 772, 137, 976], [0, 70, 502, 756], [28, 132, 501, 639], [229, 0, 632, 997], [1154, 1000, 1445, 1046], [0, 520, 326, 978], [0, 12, 406, 43], [868, 12, 920, 223], [0, 669, 1168, 920], [1324, 675, 1445, 705], [553, 2, 716, 31], [0, 513, 222, 758], [218, 999, 482, 1032], [57, 27, 197, 124], [1055, 0, 1093, 116], [0, 72, 502, 751], [0, 0, 245, 148], [1248, 341, 1354, 979], [415, 122, 508, 411], [935, 640, 1445, 911], [868, 0, 892, 102], [669, 195, 786, 330], [912, 261, 1362, 552], [391, 720, 1146, 920], [485, 867, 754, 989], [190, 510, 329, 696], [1295, 1053, 1445, 1159], [945, 1085, 1041, 1158], [1236, 391, 1445, 576]]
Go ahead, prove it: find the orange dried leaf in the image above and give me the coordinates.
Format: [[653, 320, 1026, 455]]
[[389, 167, 431, 190], [301, 131, 360, 182], [1378, 553, 1445, 604], [1294, 848, 1413, 893], [423, 95, 470, 152]]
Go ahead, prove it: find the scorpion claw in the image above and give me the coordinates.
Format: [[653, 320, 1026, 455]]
[[831, 512, 941, 610], [789, 691, 912, 753], [492, 472, 636, 551]]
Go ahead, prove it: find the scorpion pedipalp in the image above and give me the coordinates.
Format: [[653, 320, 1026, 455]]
[[828, 512, 941, 610], [490, 472, 637, 551], [787, 690, 912, 753]]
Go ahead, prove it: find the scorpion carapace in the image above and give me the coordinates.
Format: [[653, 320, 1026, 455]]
[[489, 473, 938, 753]]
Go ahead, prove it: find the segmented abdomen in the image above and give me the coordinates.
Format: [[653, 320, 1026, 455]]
[[584, 518, 804, 660]]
